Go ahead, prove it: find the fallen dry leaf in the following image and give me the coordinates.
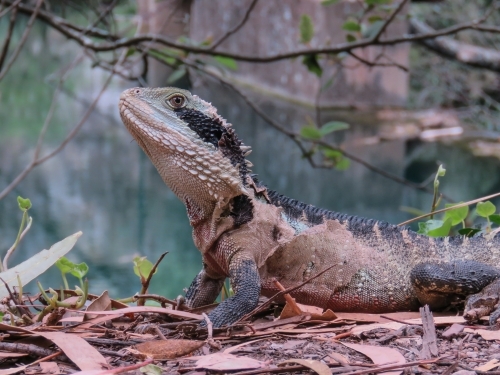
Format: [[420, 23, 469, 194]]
[[84, 291, 112, 320], [0, 324, 106, 371], [36, 331, 107, 371], [280, 302, 337, 321], [464, 328, 500, 341], [476, 359, 500, 372], [39, 362, 60, 374], [134, 339, 204, 360], [190, 353, 266, 371], [341, 342, 406, 375], [279, 359, 330, 375]]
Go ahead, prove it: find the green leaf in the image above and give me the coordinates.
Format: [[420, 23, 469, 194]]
[[346, 34, 357, 42], [322, 149, 343, 160], [166, 67, 186, 84], [436, 164, 446, 177], [299, 15, 314, 44], [477, 201, 496, 218], [319, 121, 349, 136], [321, 0, 340, 5], [417, 219, 452, 237], [458, 228, 481, 237], [342, 20, 361, 32], [335, 157, 350, 171], [362, 20, 384, 39], [368, 15, 383, 23], [489, 214, 500, 225], [17, 196, 32, 211], [443, 202, 469, 226], [133, 256, 156, 279], [55, 257, 75, 274], [213, 56, 238, 70], [300, 126, 322, 140], [70, 262, 89, 279], [302, 55, 322, 77]]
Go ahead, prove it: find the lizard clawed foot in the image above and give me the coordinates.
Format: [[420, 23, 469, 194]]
[[464, 278, 500, 325]]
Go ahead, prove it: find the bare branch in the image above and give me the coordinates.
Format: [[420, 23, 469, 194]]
[[410, 18, 500, 72], [7, 0, 498, 64], [347, 51, 408, 72], [0, 0, 43, 82], [0, 2, 18, 70], [0, 50, 126, 200], [0, 0, 21, 19], [371, 0, 408, 42], [209, 0, 258, 50]]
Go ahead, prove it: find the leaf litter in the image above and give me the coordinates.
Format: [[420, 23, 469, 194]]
[[1, 266, 500, 374]]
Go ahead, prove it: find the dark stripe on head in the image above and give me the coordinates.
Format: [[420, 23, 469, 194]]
[[174, 108, 248, 182]]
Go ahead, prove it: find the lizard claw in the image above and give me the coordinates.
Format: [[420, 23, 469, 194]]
[[464, 279, 500, 325]]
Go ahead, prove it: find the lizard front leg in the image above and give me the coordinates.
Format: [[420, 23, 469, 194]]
[[202, 253, 261, 328], [184, 264, 225, 308]]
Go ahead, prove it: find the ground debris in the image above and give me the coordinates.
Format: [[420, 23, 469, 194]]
[[1, 299, 499, 375]]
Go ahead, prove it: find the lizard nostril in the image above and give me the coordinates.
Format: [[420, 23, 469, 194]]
[[135, 89, 141, 94]]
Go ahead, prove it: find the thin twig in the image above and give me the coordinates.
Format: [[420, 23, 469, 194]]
[[137, 251, 168, 306], [3, 216, 32, 271], [6, 0, 497, 63], [236, 263, 337, 324], [0, 0, 43, 82], [398, 190, 500, 227], [371, 0, 408, 42], [209, 0, 259, 50], [0, 2, 18, 70]]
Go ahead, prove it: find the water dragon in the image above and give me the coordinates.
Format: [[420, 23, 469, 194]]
[[119, 87, 500, 327]]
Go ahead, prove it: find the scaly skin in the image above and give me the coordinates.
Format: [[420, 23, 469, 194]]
[[119, 87, 500, 327]]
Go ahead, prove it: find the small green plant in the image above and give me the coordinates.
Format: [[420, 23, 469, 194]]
[[415, 165, 500, 238], [55, 257, 89, 290], [1, 196, 33, 272]]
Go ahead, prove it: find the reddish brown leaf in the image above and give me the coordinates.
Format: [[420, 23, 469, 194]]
[[134, 339, 204, 360], [279, 359, 330, 375], [341, 342, 406, 375]]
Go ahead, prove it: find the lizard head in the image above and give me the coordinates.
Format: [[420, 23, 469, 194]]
[[119, 87, 253, 218]]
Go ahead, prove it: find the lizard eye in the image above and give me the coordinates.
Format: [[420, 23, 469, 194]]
[[167, 95, 185, 108]]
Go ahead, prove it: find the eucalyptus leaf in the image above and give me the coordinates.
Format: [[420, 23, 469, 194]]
[[319, 121, 349, 136], [342, 20, 361, 32], [0, 232, 82, 300], [302, 55, 322, 77], [300, 126, 322, 140], [299, 15, 314, 44], [166, 67, 186, 83], [213, 56, 238, 70]]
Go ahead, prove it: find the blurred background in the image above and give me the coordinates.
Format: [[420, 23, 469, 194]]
[[1, 0, 500, 299]]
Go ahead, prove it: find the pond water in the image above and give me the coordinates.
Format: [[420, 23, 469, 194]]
[[1, 27, 500, 301]]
